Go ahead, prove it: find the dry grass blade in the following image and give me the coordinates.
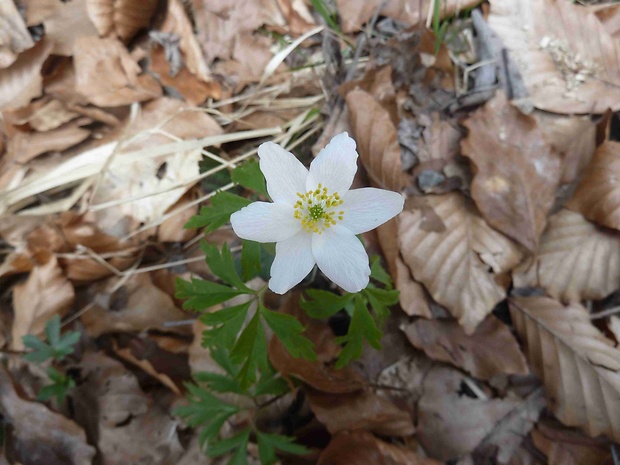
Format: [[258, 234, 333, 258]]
[[509, 296, 620, 442], [399, 193, 522, 333], [567, 142, 620, 231], [513, 209, 620, 303]]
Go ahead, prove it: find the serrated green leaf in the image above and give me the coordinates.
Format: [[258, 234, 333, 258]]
[[198, 411, 237, 449], [207, 429, 250, 458], [257, 432, 310, 464], [194, 372, 242, 394], [241, 240, 261, 281], [300, 289, 354, 319], [200, 301, 251, 348], [253, 373, 290, 397], [176, 277, 247, 311], [228, 444, 249, 465], [335, 295, 383, 369], [231, 311, 268, 390], [56, 331, 81, 350], [231, 159, 267, 196], [209, 345, 239, 377], [260, 305, 315, 361], [364, 286, 399, 323], [45, 315, 61, 347], [185, 191, 251, 233], [175, 383, 239, 427], [370, 256, 393, 288], [200, 241, 251, 291]]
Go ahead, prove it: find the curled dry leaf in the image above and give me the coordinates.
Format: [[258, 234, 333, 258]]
[[402, 316, 528, 380], [509, 296, 620, 442], [11, 255, 75, 350], [0, 366, 96, 465], [399, 193, 522, 333], [0, 0, 34, 68], [317, 430, 440, 465], [73, 36, 161, 107], [513, 209, 620, 303], [85, 0, 159, 42], [489, 0, 620, 113], [346, 88, 409, 192], [417, 366, 523, 461], [567, 142, 620, 231], [462, 92, 561, 252], [7, 124, 91, 164], [306, 388, 415, 437]]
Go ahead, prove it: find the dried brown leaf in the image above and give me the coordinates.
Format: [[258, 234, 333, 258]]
[[402, 316, 528, 380], [73, 36, 161, 107], [307, 388, 415, 437], [346, 88, 409, 192], [0, 366, 96, 465], [509, 296, 620, 441], [42, 0, 98, 56], [462, 92, 561, 252], [7, 124, 90, 164], [489, 0, 620, 113], [317, 430, 440, 465], [567, 142, 620, 231], [418, 366, 522, 460], [513, 209, 620, 303], [399, 193, 522, 333], [85, 0, 159, 42], [0, 0, 34, 68], [11, 256, 75, 350]]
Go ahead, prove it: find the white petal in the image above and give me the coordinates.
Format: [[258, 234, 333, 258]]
[[307, 132, 358, 195], [231, 201, 300, 242], [312, 225, 370, 293], [340, 188, 405, 234], [258, 142, 308, 205], [269, 231, 315, 294]]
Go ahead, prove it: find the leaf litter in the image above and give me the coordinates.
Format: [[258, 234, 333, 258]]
[[3, 0, 620, 464]]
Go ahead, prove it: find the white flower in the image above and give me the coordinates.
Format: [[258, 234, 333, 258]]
[[230, 132, 404, 294]]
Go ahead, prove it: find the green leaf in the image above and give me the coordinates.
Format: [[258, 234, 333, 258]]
[[38, 367, 74, 404], [309, 0, 340, 32], [241, 240, 261, 282], [228, 444, 249, 465], [174, 383, 239, 428], [300, 290, 354, 319], [207, 429, 250, 458], [364, 287, 399, 323], [370, 256, 393, 288], [176, 277, 246, 311], [210, 345, 239, 377], [194, 372, 242, 394], [260, 305, 315, 361], [257, 432, 310, 464], [335, 295, 383, 369], [200, 301, 251, 348], [56, 331, 81, 350], [201, 241, 251, 291], [231, 159, 267, 196], [198, 411, 236, 449], [45, 315, 61, 347], [253, 372, 290, 397], [185, 191, 251, 233], [22, 335, 53, 363], [231, 311, 268, 390]]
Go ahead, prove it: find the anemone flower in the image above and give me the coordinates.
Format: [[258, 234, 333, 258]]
[[230, 132, 404, 294]]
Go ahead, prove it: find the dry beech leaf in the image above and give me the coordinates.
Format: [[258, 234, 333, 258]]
[[11, 256, 75, 350], [274, 0, 316, 34], [417, 366, 522, 461], [12, 99, 80, 132], [395, 258, 432, 318], [42, 0, 98, 56], [7, 124, 90, 164], [513, 209, 620, 303], [399, 193, 522, 333], [567, 142, 620, 231], [0, 39, 52, 111], [509, 296, 620, 441], [86, 0, 159, 42], [306, 388, 415, 437], [346, 88, 408, 192], [462, 92, 561, 252], [0, 0, 34, 68], [317, 430, 440, 465], [0, 366, 96, 465], [402, 316, 528, 380], [489, 0, 620, 113], [73, 36, 161, 107]]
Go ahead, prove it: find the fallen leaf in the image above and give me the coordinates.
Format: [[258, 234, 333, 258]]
[[73, 36, 161, 107], [274, 0, 316, 34], [567, 142, 620, 231], [317, 430, 440, 465], [0, 0, 34, 68], [307, 388, 415, 437], [509, 296, 620, 442], [513, 209, 620, 303], [85, 0, 160, 42], [0, 365, 95, 465], [402, 316, 528, 380], [489, 0, 620, 113], [417, 366, 522, 460], [462, 92, 561, 252], [8, 98, 80, 132], [158, 191, 199, 242], [11, 255, 75, 350], [7, 123, 91, 164], [346, 88, 409, 191], [399, 193, 522, 333], [395, 257, 432, 318], [41, 0, 99, 56]]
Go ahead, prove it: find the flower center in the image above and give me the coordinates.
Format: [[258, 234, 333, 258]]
[[293, 183, 345, 234]]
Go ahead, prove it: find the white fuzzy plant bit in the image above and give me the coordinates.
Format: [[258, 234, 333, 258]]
[[231, 132, 404, 294]]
